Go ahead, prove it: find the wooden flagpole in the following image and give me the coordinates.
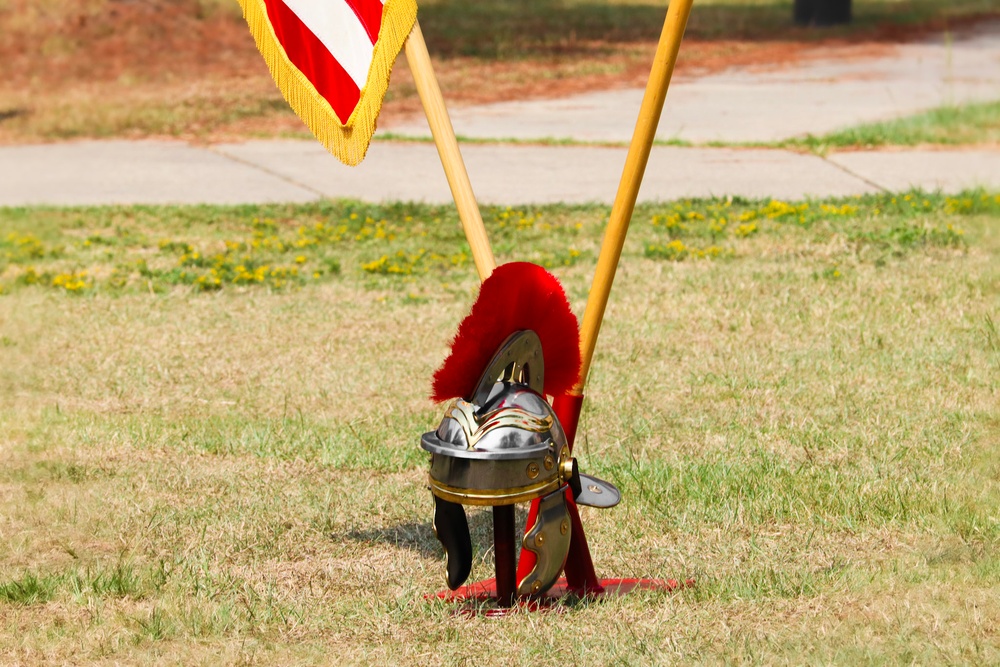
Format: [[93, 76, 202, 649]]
[[406, 20, 516, 604], [574, 0, 694, 394], [404, 21, 496, 282], [544, 0, 695, 595]]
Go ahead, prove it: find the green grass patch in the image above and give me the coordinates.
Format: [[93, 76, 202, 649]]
[[1, 192, 993, 296], [786, 99, 1000, 149], [0, 572, 61, 605]]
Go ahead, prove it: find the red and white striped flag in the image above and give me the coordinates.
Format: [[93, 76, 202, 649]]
[[238, 0, 417, 166]]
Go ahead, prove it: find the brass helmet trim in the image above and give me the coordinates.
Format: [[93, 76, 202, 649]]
[[428, 476, 563, 506]]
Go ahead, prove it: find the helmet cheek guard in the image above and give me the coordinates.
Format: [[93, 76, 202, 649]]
[[432, 496, 472, 591], [421, 330, 619, 596], [518, 487, 574, 595]]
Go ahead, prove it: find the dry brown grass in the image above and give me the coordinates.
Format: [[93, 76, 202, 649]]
[[1, 193, 998, 663]]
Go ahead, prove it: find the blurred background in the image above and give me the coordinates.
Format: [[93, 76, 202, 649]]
[[0, 0, 994, 144]]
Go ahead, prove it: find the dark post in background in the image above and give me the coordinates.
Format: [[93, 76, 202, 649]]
[[794, 0, 852, 26]]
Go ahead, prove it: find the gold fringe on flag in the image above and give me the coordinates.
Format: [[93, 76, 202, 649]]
[[237, 0, 418, 166]]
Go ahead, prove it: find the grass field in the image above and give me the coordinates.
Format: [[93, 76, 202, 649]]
[[1, 191, 998, 664]]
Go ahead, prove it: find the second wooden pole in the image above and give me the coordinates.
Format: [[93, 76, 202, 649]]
[[573, 0, 695, 394]]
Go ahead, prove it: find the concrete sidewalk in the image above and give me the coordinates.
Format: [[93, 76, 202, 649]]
[[1, 140, 997, 207]]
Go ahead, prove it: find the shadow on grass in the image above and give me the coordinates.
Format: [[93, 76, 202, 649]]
[[418, 0, 999, 58], [342, 507, 531, 559], [345, 522, 441, 558]]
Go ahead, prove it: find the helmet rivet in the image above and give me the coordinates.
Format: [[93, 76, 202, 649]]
[[526, 462, 540, 479], [535, 532, 545, 547], [531, 580, 542, 594], [543, 455, 555, 470], [560, 519, 569, 535]]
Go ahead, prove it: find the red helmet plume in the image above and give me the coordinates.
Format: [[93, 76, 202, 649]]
[[431, 262, 581, 402]]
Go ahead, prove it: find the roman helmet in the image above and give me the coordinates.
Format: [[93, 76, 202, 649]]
[[422, 263, 619, 597]]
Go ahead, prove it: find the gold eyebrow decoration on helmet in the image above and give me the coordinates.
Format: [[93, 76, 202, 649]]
[[446, 399, 554, 450]]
